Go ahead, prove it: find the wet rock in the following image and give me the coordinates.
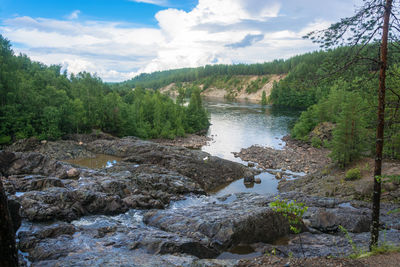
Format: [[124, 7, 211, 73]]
[[67, 168, 80, 178], [19, 187, 128, 221], [126, 228, 219, 258], [144, 193, 292, 250], [235, 136, 330, 174], [18, 222, 77, 252], [7, 198, 21, 232], [6, 152, 69, 178], [6, 176, 65, 192], [7, 139, 95, 160], [254, 178, 261, 184], [0, 150, 16, 176], [275, 172, 282, 179], [88, 138, 257, 191], [308, 209, 370, 233], [255, 229, 400, 258], [243, 176, 255, 184], [17, 213, 224, 266]]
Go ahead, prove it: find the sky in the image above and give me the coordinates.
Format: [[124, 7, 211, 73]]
[[0, 0, 363, 82]]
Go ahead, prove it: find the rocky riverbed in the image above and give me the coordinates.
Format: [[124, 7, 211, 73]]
[[2, 135, 400, 266], [233, 136, 331, 174]]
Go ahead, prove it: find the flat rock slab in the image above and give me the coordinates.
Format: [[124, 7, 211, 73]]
[[88, 137, 257, 191], [17, 211, 228, 266], [144, 193, 291, 250]]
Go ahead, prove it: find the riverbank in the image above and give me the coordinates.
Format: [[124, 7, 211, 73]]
[[151, 134, 211, 149], [233, 135, 331, 174], [234, 135, 400, 202]]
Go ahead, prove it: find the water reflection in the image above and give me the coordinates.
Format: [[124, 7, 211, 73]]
[[65, 154, 122, 169], [211, 172, 279, 196], [217, 245, 262, 260], [202, 98, 300, 163], [201, 98, 299, 195]]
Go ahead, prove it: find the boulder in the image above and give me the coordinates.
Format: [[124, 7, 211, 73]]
[[7, 198, 21, 233], [308, 209, 370, 233], [67, 168, 80, 178], [243, 176, 255, 184]]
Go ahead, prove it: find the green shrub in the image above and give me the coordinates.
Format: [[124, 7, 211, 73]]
[[311, 136, 322, 148], [0, 135, 11, 145], [345, 168, 361, 180]]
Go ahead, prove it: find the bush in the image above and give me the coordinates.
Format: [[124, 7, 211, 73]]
[[345, 168, 361, 180], [0, 135, 11, 145], [311, 136, 322, 148]]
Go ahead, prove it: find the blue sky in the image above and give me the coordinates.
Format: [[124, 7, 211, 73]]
[[0, 0, 362, 82]]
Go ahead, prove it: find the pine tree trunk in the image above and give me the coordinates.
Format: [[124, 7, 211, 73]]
[[370, 0, 392, 250], [0, 179, 19, 266]]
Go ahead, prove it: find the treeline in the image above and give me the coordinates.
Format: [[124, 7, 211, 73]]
[[0, 35, 209, 144], [116, 51, 340, 90]]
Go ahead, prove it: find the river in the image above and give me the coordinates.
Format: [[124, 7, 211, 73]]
[[201, 98, 301, 196]]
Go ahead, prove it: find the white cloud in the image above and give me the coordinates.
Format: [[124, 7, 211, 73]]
[[67, 10, 80, 20], [0, 0, 363, 82], [130, 0, 169, 6]]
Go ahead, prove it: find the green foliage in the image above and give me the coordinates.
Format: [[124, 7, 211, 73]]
[[345, 168, 361, 181], [339, 225, 364, 258], [186, 88, 210, 133], [246, 77, 265, 93], [311, 136, 322, 148], [0, 135, 11, 145], [0, 35, 210, 142], [261, 91, 267, 106], [269, 197, 308, 234], [340, 225, 400, 259], [330, 92, 368, 167]]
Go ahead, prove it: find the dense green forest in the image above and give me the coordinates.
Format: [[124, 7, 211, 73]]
[[0, 35, 209, 144], [115, 51, 329, 90]]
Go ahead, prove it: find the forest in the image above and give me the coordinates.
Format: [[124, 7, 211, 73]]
[[0, 35, 209, 144]]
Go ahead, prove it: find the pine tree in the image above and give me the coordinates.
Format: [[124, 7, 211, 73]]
[[330, 93, 367, 167], [261, 90, 267, 106]]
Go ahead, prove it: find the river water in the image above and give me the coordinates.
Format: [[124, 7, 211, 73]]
[[201, 98, 300, 196]]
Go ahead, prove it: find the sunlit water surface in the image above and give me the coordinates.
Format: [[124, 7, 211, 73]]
[[201, 98, 300, 196]]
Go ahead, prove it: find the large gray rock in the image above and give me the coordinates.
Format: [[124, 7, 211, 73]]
[[307, 208, 370, 233], [17, 212, 223, 266], [144, 193, 292, 250], [5, 152, 69, 178], [278, 192, 371, 233], [4, 160, 207, 222], [88, 137, 256, 191], [6, 139, 95, 160]]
